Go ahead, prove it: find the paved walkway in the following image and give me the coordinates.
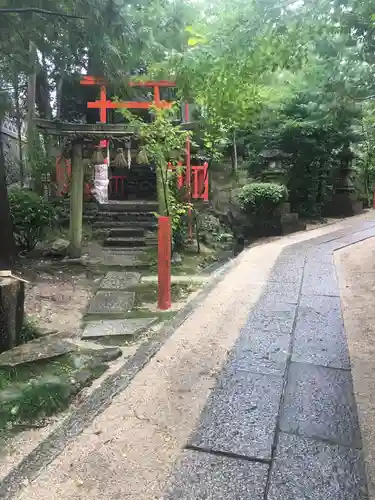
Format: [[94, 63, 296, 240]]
[[5, 213, 375, 500]]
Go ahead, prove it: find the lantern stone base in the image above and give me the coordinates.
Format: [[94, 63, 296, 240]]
[[324, 192, 363, 217], [253, 212, 305, 237], [227, 201, 305, 240]]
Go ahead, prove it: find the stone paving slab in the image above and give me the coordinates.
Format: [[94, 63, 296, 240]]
[[301, 260, 339, 296], [268, 432, 368, 500], [247, 301, 297, 334], [0, 337, 76, 367], [292, 295, 350, 368], [230, 329, 290, 375], [163, 450, 268, 500], [280, 362, 361, 447], [267, 254, 306, 283], [100, 271, 141, 289], [82, 317, 157, 339], [189, 370, 283, 460], [261, 281, 301, 304], [338, 228, 375, 247], [87, 290, 135, 315]]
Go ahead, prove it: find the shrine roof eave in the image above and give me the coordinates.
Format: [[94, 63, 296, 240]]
[[34, 118, 198, 137], [34, 119, 136, 137]]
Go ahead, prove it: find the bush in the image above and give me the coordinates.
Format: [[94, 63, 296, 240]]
[[8, 189, 56, 251], [237, 182, 288, 216]]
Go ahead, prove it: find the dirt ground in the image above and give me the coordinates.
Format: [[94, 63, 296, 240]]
[[18, 259, 101, 336], [335, 239, 375, 500]]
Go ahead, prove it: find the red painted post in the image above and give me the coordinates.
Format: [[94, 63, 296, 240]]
[[158, 216, 172, 310]]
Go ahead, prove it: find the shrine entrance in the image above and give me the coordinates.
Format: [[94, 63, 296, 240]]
[[55, 77, 209, 203], [80, 77, 175, 202], [108, 151, 157, 201]]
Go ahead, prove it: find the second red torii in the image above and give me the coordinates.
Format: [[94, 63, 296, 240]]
[[80, 76, 176, 123]]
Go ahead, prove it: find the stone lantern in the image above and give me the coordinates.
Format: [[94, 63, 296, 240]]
[[325, 143, 363, 216], [260, 149, 290, 185], [335, 143, 355, 195], [256, 149, 305, 236]]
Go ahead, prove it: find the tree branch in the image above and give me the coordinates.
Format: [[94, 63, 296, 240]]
[[0, 8, 84, 19]]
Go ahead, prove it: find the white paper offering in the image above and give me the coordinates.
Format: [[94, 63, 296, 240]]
[[93, 164, 109, 204]]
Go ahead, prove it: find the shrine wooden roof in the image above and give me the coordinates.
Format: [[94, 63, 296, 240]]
[[34, 118, 197, 139]]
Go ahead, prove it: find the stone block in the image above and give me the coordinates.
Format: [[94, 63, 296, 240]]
[[228, 328, 290, 375], [82, 317, 157, 339], [189, 370, 283, 460], [267, 253, 305, 283], [268, 433, 368, 500], [292, 295, 350, 369], [163, 450, 268, 500], [0, 336, 75, 366], [301, 260, 339, 296], [247, 301, 297, 334], [100, 271, 141, 290], [260, 281, 300, 305], [324, 195, 363, 217], [280, 362, 361, 447], [87, 291, 135, 315]]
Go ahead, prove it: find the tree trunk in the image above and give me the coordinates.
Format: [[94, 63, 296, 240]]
[[14, 76, 24, 187], [36, 61, 54, 160], [0, 118, 15, 271], [157, 162, 168, 216], [231, 129, 238, 173], [68, 143, 84, 258], [55, 64, 65, 120], [27, 40, 37, 165]]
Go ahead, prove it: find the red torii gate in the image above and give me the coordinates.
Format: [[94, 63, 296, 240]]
[[55, 77, 208, 201], [79, 76, 208, 201]]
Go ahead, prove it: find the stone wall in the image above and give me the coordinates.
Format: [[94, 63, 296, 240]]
[[210, 163, 249, 214], [1, 116, 27, 186]]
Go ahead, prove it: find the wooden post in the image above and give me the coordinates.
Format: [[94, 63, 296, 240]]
[[0, 277, 24, 353], [68, 143, 84, 258], [158, 216, 171, 310]]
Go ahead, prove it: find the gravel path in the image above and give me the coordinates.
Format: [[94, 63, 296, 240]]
[[335, 239, 375, 500], [4, 212, 375, 500]]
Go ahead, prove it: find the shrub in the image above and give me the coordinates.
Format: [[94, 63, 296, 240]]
[[8, 188, 56, 251], [237, 182, 288, 216]]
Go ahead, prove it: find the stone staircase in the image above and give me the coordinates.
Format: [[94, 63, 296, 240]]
[[87, 201, 158, 249]]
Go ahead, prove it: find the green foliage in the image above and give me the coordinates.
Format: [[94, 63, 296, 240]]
[[8, 189, 56, 251], [167, 173, 192, 251], [20, 317, 41, 344], [118, 105, 192, 249], [237, 182, 287, 216]]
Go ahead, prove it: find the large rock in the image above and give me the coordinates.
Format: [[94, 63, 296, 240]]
[[43, 238, 70, 257], [0, 335, 76, 366]]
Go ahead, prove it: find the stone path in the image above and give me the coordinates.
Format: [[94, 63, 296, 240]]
[[83, 271, 157, 341], [163, 220, 375, 500], [6, 213, 375, 500]]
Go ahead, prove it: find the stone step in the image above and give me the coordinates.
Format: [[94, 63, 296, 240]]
[[85, 215, 156, 226], [103, 237, 148, 248], [99, 201, 158, 213], [109, 228, 146, 238], [92, 220, 157, 230], [96, 211, 156, 222]]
